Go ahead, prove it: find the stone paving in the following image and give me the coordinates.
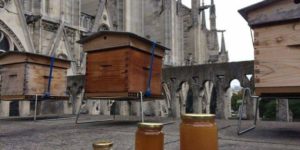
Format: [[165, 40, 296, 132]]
[[0, 115, 300, 150]]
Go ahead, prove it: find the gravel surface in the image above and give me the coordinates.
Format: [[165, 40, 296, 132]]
[[1, 115, 300, 150]]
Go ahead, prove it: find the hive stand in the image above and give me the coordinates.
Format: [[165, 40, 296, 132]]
[[237, 88, 300, 135], [75, 91, 146, 124]]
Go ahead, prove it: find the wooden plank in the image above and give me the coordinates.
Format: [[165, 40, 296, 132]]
[[0, 95, 25, 101], [253, 20, 300, 95], [246, 0, 300, 27], [256, 87, 300, 97], [26, 64, 68, 96], [255, 49, 300, 88], [254, 22, 300, 48], [85, 49, 128, 94], [0, 95, 69, 101], [26, 54, 70, 69], [0, 64, 25, 96], [83, 34, 131, 52], [82, 34, 165, 57], [128, 50, 163, 96], [0, 53, 27, 65], [130, 37, 165, 57], [0, 52, 70, 68], [82, 33, 165, 98]]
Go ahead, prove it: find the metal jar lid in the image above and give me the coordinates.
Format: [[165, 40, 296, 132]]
[[138, 122, 163, 129], [93, 141, 113, 148], [181, 114, 215, 122]]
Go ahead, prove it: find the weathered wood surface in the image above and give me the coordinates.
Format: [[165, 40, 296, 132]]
[[0, 52, 70, 100], [80, 31, 166, 57], [0, 64, 25, 96], [81, 31, 168, 99], [85, 48, 163, 98], [0, 52, 70, 69], [85, 49, 128, 94], [240, 0, 300, 27], [128, 49, 162, 96], [26, 64, 68, 96], [254, 21, 300, 95]]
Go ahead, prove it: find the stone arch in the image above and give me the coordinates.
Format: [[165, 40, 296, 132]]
[[177, 81, 189, 115], [57, 52, 69, 60], [98, 24, 110, 31], [0, 30, 14, 52], [186, 87, 193, 113], [0, 20, 25, 52]]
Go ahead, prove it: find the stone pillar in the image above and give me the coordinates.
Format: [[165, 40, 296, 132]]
[[73, 94, 83, 115], [63, 101, 73, 115], [142, 101, 154, 116], [246, 92, 255, 120], [118, 101, 130, 116], [276, 99, 290, 122], [152, 101, 162, 117], [215, 78, 226, 119], [0, 101, 10, 117], [224, 89, 232, 119], [19, 101, 30, 117], [204, 82, 214, 114], [192, 86, 203, 113], [87, 100, 100, 115], [131, 102, 141, 116], [169, 80, 180, 118], [100, 100, 111, 115]]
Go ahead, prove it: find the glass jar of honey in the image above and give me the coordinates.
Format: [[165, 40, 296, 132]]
[[93, 141, 113, 150], [135, 123, 164, 150], [180, 114, 218, 150]]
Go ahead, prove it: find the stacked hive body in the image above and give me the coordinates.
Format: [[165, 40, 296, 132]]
[[0, 52, 70, 100], [78, 31, 169, 99], [239, 0, 300, 96]]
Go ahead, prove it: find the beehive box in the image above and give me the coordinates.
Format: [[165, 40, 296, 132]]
[[78, 31, 169, 99], [0, 52, 70, 100], [239, 0, 300, 96]]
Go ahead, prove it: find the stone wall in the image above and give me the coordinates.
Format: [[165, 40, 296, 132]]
[[162, 61, 254, 119]]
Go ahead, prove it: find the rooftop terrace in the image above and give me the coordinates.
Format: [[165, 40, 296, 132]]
[[1, 116, 300, 150]]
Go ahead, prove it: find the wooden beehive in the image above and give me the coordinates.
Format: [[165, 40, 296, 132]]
[[239, 0, 300, 96], [0, 52, 71, 100], [78, 31, 170, 99]]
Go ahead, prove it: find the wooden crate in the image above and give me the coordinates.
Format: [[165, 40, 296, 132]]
[[239, 0, 300, 96], [0, 52, 71, 100], [78, 31, 169, 99]]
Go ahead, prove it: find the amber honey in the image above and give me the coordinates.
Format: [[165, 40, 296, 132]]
[[93, 141, 113, 150], [180, 114, 218, 150], [135, 123, 164, 150]]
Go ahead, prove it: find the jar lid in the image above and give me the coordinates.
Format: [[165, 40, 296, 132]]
[[93, 141, 113, 148], [181, 114, 215, 121], [138, 122, 163, 129]]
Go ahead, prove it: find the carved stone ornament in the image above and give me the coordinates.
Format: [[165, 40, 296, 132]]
[[0, 0, 10, 9]]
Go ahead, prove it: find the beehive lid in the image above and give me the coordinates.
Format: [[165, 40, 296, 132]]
[[239, 0, 300, 28], [78, 31, 170, 57], [0, 51, 71, 69]]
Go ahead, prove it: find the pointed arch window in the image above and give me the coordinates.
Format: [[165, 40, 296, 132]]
[[0, 31, 11, 53]]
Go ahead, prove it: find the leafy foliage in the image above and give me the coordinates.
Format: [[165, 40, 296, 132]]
[[231, 91, 243, 111]]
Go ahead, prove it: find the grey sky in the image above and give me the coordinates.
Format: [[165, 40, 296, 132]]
[[182, 0, 263, 62]]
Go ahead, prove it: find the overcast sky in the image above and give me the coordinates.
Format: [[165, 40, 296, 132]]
[[182, 0, 263, 62]]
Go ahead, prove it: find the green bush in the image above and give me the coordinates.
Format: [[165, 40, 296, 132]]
[[289, 100, 300, 120], [231, 92, 243, 111], [261, 100, 277, 120]]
